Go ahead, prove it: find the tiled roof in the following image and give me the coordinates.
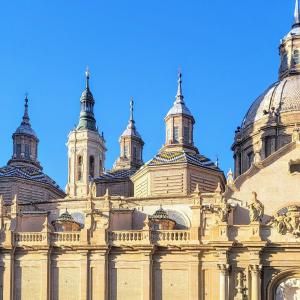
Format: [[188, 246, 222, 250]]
[[147, 151, 221, 171], [96, 168, 138, 182], [0, 165, 64, 192]]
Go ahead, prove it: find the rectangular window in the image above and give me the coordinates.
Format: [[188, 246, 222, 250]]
[[133, 146, 137, 160], [124, 144, 129, 157], [16, 144, 21, 157], [184, 127, 189, 143], [174, 127, 179, 143], [25, 144, 30, 159]]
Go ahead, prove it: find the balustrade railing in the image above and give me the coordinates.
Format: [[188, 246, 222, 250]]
[[13, 232, 81, 247], [14, 232, 48, 246], [12, 229, 191, 247], [109, 229, 191, 246]]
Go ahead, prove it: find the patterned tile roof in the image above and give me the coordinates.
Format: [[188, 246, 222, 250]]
[[147, 151, 221, 171], [96, 168, 138, 182], [0, 165, 64, 192]]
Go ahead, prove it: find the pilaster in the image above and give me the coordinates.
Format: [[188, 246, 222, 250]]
[[2, 250, 14, 300], [218, 263, 230, 300], [141, 250, 153, 300], [80, 251, 89, 300]]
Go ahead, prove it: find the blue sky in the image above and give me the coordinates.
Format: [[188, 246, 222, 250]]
[[0, 1, 295, 188]]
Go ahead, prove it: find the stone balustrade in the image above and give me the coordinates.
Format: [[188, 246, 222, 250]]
[[51, 232, 81, 246], [152, 230, 191, 244], [12, 229, 191, 248], [14, 232, 49, 246], [109, 229, 191, 246], [13, 232, 81, 247]]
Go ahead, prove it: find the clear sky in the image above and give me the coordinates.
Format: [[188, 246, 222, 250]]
[[0, 0, 296, 189]]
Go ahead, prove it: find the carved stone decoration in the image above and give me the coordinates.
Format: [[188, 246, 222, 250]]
[[275, 278, 300, 300], [248, 192, 264, 223], [236, 271, 247, 300], [269, 205, 300, 236], [88, 181, 97, 199]]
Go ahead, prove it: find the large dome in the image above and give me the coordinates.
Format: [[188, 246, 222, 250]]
[[242, 75, 300, 129]]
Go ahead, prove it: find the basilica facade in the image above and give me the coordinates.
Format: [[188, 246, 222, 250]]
[[2, 3, 300, 300]]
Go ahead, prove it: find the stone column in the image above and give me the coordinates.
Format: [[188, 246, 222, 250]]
[[2, 251, 13, 300], [141, 250, 153, 300], [218, 264, 230, 300], [250, 265, 262, 300]]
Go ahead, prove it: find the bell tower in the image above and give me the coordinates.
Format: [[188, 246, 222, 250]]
[[66, 69, 106, 198]]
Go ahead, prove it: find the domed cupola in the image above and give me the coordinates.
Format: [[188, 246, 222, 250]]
[[8, 95, 41, 170], [232, 0, 300, 178]]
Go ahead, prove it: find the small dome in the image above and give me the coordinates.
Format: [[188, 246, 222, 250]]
[[167, 100, 192, 117], [149, 206, 170, 220], [15, 122, 37, 138], [56, 209, 76, 223], [121, 123, 142, 139], [242, 75, 300, 129]]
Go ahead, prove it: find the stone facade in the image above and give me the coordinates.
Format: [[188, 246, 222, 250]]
[[3, 3, 300, 300]]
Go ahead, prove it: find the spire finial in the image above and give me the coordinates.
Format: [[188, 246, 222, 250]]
[[130, 97, 134, 122], [294, 0, 300, 28], [85, 66, 90, 89], [22, 93, 30, 124], [176, 69, 183, 98]]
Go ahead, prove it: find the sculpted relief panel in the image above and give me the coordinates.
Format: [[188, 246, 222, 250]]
[[276, 278, 300, 300], [270, 206, 300, 236]]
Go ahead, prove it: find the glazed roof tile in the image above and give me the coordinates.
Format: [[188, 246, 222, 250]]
[[96, 168, 138, 182], [147, 151, 221, 171], [0, 165, 63, 192]]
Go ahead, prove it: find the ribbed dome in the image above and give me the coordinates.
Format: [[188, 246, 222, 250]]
[[242, 75, 300, 128]]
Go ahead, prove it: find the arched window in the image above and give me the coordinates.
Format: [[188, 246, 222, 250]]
[[99, 158, 103, 173], [294, 50, 300, 65], [265, 137, 272, 158], [77, 156, 83, 181], [89, 156, 95, 178]]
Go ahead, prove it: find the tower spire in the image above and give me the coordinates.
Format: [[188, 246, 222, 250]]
[[176, 71, 184, 102], [294, 0, 300, 28], [22, 94, 30, 125], [128, 97, 136, 130], [85, 66, 90, 89]]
